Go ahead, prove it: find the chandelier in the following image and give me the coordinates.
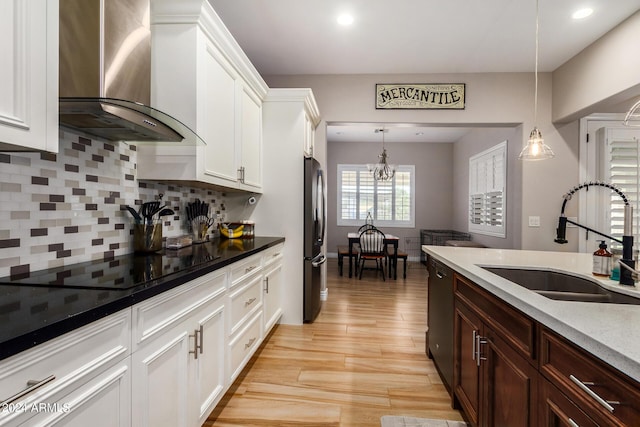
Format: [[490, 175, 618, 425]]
[[518, 0, 555, 161], [367, 128, 396, 181]]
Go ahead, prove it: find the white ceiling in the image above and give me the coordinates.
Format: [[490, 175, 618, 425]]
[[207, 0, 640, 143]]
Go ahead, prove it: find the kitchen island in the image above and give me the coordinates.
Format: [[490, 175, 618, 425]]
[[424, 245, 640, 426]]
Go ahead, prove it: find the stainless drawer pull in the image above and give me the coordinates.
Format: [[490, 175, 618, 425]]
[[272, 253, 280, 258], [245, 297, 257, 307], [1, 375, 56, 405], [475, 334, 487, 367], [569, 374, 619, 413], [567, 419, 580, 427], [244, 337, 256, 350], [245, 265, 257, 273], [190, 325, 203, 359], [264, 277, 269, 293]]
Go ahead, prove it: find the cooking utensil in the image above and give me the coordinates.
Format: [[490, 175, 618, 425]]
[[125, 205, 142, 222], [158, 208, 174, 217]]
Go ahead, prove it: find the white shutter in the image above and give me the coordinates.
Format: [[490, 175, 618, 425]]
[[468, 141, 507, 237], [600, 128, 640, 248]]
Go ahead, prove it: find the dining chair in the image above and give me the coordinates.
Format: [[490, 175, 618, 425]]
[[358, 228, 386, 281], [352, 223, 377, 274]]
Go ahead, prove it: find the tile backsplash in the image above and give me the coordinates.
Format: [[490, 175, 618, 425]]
[[0, 130, 229, 277]]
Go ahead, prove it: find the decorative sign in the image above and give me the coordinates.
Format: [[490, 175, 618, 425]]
[[376, 83, 465, 110]]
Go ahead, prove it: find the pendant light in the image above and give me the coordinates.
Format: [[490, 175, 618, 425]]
[[518, 0, 555, 161], [367, 127, 396, 181]]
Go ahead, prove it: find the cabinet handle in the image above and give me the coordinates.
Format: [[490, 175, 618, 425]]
[[245, 297, 257, 307], [472, 330, 478, 361], [0, 375, 56, 405], [245, 265, 257, 274], [567, 419, 580, 427], [264, 277, 269, 293], [475, 333, 487, 367], [244, 337, 256, 350], [237, 166, 245, 183], [198, 325, 204, 355], [569, 374, 619, 413], [190, 326, 203, 359], [436, 270, 445, 279]]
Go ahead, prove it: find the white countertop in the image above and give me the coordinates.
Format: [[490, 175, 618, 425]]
[[422, 245, 640, 383]]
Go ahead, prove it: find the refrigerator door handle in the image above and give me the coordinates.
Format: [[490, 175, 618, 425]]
[[311, 254, 327, 267]]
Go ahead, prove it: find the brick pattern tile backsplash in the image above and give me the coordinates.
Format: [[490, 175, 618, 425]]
[[0, 130, 228, 278]]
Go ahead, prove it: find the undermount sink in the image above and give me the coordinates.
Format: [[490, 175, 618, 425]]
[[482, 267, 640, 305]]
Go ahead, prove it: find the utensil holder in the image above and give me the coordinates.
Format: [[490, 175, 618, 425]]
[[134, 221, 163, 253], [191, 219, 210, 244]]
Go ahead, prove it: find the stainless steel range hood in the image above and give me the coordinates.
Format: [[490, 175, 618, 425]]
[[59, 0, 203, 145]]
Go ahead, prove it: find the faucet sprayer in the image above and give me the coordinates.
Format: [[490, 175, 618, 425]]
[[554, 182, 636, 286]]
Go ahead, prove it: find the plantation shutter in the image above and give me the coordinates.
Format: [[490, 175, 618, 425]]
[[598, 127, 640, 247], [468, 141, 507, 237]]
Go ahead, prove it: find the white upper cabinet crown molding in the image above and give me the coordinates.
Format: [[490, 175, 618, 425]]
[[151, 0, 268, 100], [264, 88, 321, 127]]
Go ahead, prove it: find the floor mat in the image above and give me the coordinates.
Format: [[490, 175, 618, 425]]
[[380, 416, 468, 427]]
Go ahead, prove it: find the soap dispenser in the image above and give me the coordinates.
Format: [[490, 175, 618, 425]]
[[592, 240, 612, 277]]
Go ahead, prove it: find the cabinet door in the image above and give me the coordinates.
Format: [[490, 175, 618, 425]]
[[482, 330, 538, 427], [201, 39, 238, 185], [238, 85, 262, 189], [0, 0, 58, 152], [132, 327, 191, 427], [263, 262, 283, 333], [193, 300, 226, 426], [453, 301, 482, 427]]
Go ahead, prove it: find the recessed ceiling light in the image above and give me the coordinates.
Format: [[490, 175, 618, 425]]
[[572, 8, 593, 20], [337, 13, 354, 26]]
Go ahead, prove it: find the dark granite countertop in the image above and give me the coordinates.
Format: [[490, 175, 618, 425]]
[[0, 236, 284, 361]]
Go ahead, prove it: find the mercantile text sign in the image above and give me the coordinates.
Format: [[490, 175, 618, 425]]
[[376, 83, 465, 110]]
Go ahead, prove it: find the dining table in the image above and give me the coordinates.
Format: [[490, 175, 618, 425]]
[[347, 232, 400, 279]]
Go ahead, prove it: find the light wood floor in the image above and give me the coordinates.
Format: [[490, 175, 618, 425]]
[[204, 258, 464, 427]]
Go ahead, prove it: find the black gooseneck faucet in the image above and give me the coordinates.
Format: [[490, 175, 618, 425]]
[[554, 182, 636, 286]]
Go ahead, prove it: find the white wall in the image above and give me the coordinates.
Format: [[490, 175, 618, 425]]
[[326, 140, 454, 254], [265, 72, 579, 251], [552, 11, 640, 123]]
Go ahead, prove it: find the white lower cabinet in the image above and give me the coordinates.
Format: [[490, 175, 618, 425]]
[[0, 310, 131, 427], [131, 268, 227, 427], [1, 243, 284, 427]]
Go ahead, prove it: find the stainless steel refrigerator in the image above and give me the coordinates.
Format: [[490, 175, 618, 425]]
[[303, 157, 326, 323]]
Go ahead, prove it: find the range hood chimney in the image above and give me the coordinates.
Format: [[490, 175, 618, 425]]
[[59, 0, 202, 145]]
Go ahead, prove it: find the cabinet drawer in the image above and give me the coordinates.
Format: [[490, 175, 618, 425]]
[[454, 274, 536, 362], [228, 273, 263, 335], [0, 310, 130, 426], [229, 254, 262, 286], [540, 328, 640, 426], [262, 243, 284, 267], [132, 268, 227, 349], [540, 378, 598, 427], [228, 311, 262, 383]]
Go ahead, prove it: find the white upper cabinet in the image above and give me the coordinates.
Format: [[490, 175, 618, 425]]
[[137, 0, 267, 192], [0, 0, 58, 152]]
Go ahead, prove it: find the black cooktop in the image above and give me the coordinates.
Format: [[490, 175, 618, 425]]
[[0, 244, 220, 291]]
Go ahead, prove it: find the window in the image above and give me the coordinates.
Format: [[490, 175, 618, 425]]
[[337, 164, 415, 227], [468, 141, 507, 237], [596, 127, 640, 249]]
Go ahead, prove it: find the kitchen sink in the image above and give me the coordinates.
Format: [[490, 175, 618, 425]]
[[482, 267, 640, 305]]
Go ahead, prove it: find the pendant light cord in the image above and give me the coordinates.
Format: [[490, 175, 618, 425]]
[[534, 0, 539, 127]]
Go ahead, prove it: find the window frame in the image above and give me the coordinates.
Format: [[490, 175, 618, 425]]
[[468, 141, 507, 238], [336, 164, 415, 228]]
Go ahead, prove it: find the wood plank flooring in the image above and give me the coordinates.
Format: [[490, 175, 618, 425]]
[[203, 259, 463, 427]]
